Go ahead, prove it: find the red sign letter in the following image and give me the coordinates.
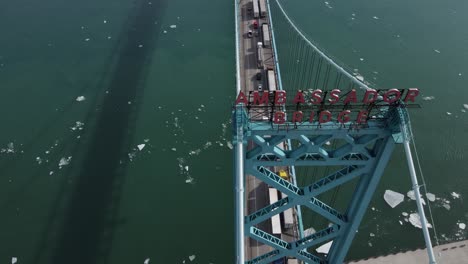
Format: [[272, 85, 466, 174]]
[[273, 111, 286, 124], [292, 111, 303, 122], [357, 110, 368, 124], [404, 88, 419, 103], [319, 111, 332, 123], [343, 89, 357, 104], [311, 90, 323, 105], [309, 111, 315, 123], [337, 110, 351, 123], [235, 91, 248, 105], [328, 89, 341, 104], [252, 91, 269, 105], [293, 91, 305, 104], [363, 89, 378, 104], [275, 91, 287, 105], [383, 89, 402, 103]]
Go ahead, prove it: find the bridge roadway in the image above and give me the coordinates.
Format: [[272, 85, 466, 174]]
[[238, 0, 300, 262]]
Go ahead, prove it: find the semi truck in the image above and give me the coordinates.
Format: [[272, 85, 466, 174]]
[[262, 23, 271, 47], [259, 0, 267, 17], [257, 42, 264, 68], [252, 0, 259, 18], [267, 69, 276, 91]]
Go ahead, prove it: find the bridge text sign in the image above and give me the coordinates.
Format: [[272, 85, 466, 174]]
[[235, 88, 420, 124]]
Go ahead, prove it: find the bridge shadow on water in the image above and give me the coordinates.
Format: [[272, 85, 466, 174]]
[[48, 1, 167, 264]]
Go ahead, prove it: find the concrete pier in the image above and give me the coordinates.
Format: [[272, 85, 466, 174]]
[[348, 240, 468, 264]]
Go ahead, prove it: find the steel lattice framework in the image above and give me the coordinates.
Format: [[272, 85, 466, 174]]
[[233, 105, 407, 264]]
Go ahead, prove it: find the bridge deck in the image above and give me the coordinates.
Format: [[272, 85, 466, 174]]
[[238, 0, 295, 261], [348, 240, 468, 263]]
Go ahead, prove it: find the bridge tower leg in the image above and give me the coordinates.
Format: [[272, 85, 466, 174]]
[[233, 106, 406, 264]]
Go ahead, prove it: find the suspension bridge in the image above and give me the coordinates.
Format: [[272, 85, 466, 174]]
[[232, 0, 467, 263]]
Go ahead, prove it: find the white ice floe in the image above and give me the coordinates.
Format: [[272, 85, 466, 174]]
[[407, 190, 426, 205], [144, 258, 150, 264], [184, 165, 189, 172], [12, 257, 17, 264], [409, 213, 432, 229], [443, 204, 451, 210], [373, 16, 379, 20], [383, 190, 404, 208], [58, 156, 72, 167], [49, 171, 54, 175], [76, 96, 86, 102], [137, 144, 145, 151], [451, 192, 460, 199], [36, 157, 43, 165], [189, 255, 196, 261], [426, 193, 436, 202], [170, 25, 177, 28], [434, 49, 441, 53], [402, 212, 409, 217], [163, 30, 167, 34], [325, 141, 331, 146], [185, 176, 194, 184], [422, 96, 435, 101], [459, 73, 463, 76], [459, 223, 466, 230], [360, 58, 364, 61], [104, 20, 107, 24], [370, 233, 375, 237], [399, 220, 403, 225], [70, 121, 84, 131], [463, 104, 468, 110], [227, 141, 233, 150], [447, 112, 452, 115], [138, 44, 143, 48], [85, 38, 90, 42], [316, 241, 333, 254], [171, 148, 177, 151], [304, 227, 316, 237]]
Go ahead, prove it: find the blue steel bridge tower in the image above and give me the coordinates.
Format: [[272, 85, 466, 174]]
[[233, 98, 412, 264]]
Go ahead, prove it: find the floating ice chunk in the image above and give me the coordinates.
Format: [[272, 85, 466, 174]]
[[227, 141, 233, 149], [137, 144, 145, 151], [36, 157, 43, 165], [360, 58, 364, 61], [447, 112, 452, 115], [459, 223, 466, 230], [373, 16, 379, 20], [170, 25, 177, 29], [402, 212, 409, 217], [171, 148, 177, 151], [383, 190, 404, 208], [459, 73, 462, 76], [316, 241, 333, 254], [107, 36, 112, 39], [426, 193, 436, 202], [434, 49, 441, 53], [59, 156, 72, 167], [76, 96, 86, 102], [462, 109, 466, 113], [451, 192, 460, 199], [463, 104, 468, 110], [144, 138, 150, 143], [12, 257, 17, 264], [399, 220, 403, 225], [304, 227, 316, 236], [370, 233, 375, 237], [407, 190, 426, 205], [409, 213, 432, 229], [189, 255, 196, 261], [104, 20, 107, 24], [163, 30, 167, 34], [138, 44, 143, 48], [352, 13, 356, 16], [184, 165, 189, 172], [185, 177, 194, 184], [85, 38, 90, 42], [144, 258, 150, 264], [422, 96, 435, 101]]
